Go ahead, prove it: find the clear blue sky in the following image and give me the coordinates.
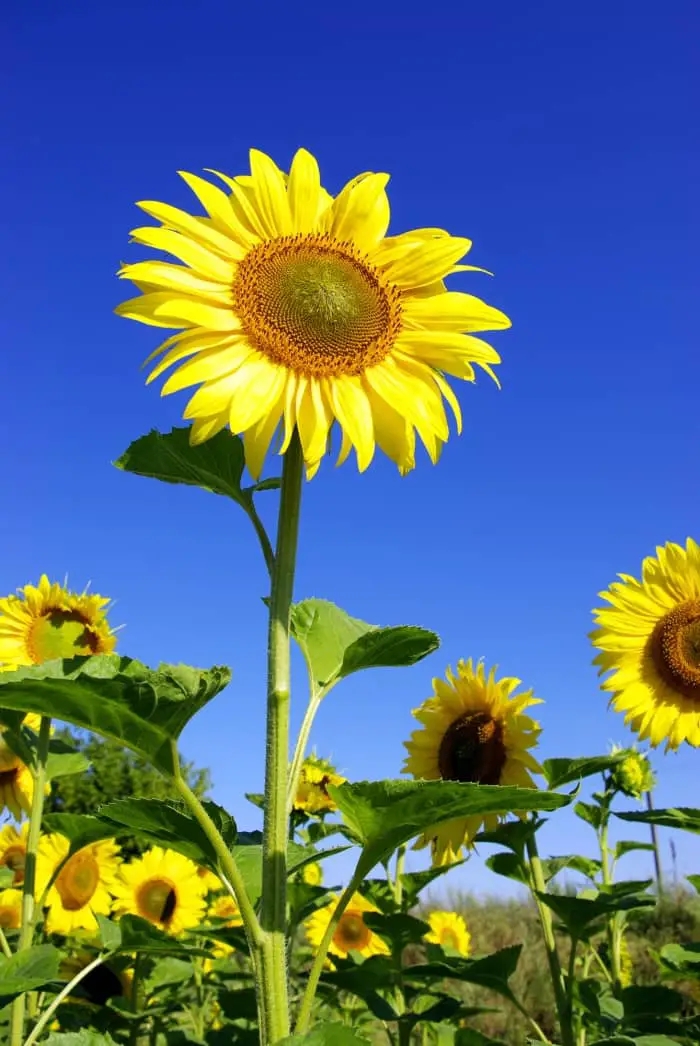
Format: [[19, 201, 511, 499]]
[[3, 1, 698, 896]]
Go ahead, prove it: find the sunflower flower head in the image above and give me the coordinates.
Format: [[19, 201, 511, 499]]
[[301, 862, 323, 887], [294, 754, 346, 814], [424, 910, 471, 957], [305, 892, 389, 960], [0, 822, 29, 884], [60, 952, 134, 1006], [117, 148, 510, 480], [609, 746, 656, 799], [403, 658, 543, 865], [36, 834, 122, 936], [591, 538, 700, 750], [0, 888, 22, 930], [0, 575, 115, 672], [112, 847, 208, 935], [0, 718, 45, 821]]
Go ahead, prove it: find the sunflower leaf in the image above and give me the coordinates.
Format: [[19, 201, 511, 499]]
[[615, 807, 700, 834], [329, 780, 569, 876], [536, 888, 655, 936], [0, 655, 230, 775], [108, 914, 212, 956], [290, 599, 438, 689], [44, 1034, 118, 1046], [278, 1023, 372, 1046], [405, 944, 523, 1004], [229, 834, 316, 906], [43, 814, 118, 854], [543, 754, 627, 790], [0, 943, 63, 1007]]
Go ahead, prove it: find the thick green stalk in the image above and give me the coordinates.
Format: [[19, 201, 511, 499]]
[[261, 433, 304, 1044], [10, 715, 51, 1046], [599, 815, 622, 986], [526, 833, 574, 1046]]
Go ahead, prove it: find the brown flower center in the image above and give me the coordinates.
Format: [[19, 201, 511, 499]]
[[234, 233, 402, 377], [28, 609, 100, 663], [137, 878, 178, 926], [335, 911, 372, 952], [438, 712, 507, 784], [55, 852, 100, 911], [649, 599, 700, 701]]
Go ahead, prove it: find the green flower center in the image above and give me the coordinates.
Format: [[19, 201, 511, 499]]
[[335, 911, 371, 952], [438, 712, 507, 785], [28, 610, 100, 663], [234, 233, 402, 377], [55, 852, 100, 911], [650, 599, 700, 701], [138, 878, 178, 925]]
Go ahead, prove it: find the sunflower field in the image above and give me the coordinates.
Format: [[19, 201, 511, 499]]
[[1, 148, 699, 1046]]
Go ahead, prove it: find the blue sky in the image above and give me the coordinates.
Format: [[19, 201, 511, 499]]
[[3, 1, 698, 896]]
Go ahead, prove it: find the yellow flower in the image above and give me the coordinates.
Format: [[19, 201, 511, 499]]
[[36, 834, 121, 935], [305, 892, 389, 960], [302, 862, 323, 887], [0, 888, 22, 930], [207, 893, 242, 958], [294, 755, 345, 814], [424, 911, 471, 956], [0, 575, 115, 671], [116, 148, 510, 480], [112, 847, 207, 935], [403, 659, 543, 865], [0, 823, 29, 884], [591, 538, 700, 749], [619, 936, 633, 988], [197, 866, 223, 893], [0, 723, 38, 821]]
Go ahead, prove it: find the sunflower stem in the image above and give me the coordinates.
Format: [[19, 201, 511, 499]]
[[525, 832, 574, 1046], [22, 954, 106, 1046], [0, 924, 11, 959], [295, 866, 364, 1034], [599, 809, 622, 987], [246, 497, 276, 578], [286, 691, 321, 817], [260, 432, 304, 1044], [10, 715, 51, 1046]]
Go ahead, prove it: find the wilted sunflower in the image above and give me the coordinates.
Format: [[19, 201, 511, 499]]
[[0, 887, 22, 930], [591, 538, 700, 749], [113, 847, 207, 934], [0, 575, 115, 670], [0, 822, 29, 884], [36, 835, 121, 935], [403, 659, 543, 865], [305, 892, 389, 960], [294, 754, 345, 814], [424, 910, 471, 957], [116, 148, 510, 479]]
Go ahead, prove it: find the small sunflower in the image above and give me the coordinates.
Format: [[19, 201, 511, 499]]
[[0, 823, 29, 884], [0, 887, 22, 930], [294, 755, 346, 814], [0, 723, 37, 821], [61, 952, 133, 1006], [0, 575, 115, 671], [403, 658, 543, 865], [591, 538, 700, 749], [197, 866, 223, 893], [113, 847, 207, 935], [36, 834, 121, 935], [305, 892, 389, 960], [424, 911, 471, 957], [116, 148, 510, 480], [206, 893, 243, 958], [301, 862, 323, 887], [609, 746, 656, 799]]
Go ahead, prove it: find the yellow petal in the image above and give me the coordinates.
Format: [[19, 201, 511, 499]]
[[288, 148, 321, 233], [296, 377, 332, 465], [150, 295, 240, 331], [119, 261, 232, 303], [189, 415, 229, 445], [161, 342, 255, 394], [147, 331, 243, 381], [178, 171, 255, 248], [227, 357, 288, 432], [326, 376, 375, 471], [244, 404, 284, 480], [248, 149, 292, 236], [402, 292, 511, 332], [137, 200, 246, 260], [115, 293, 188, 329], [395, 341, 476, 382], [363, 380, 415, 472], [381, 237, 472, 289], [327, 173, 390, 253], [206, 168, 274, 240], [129, 227, 234, 282]]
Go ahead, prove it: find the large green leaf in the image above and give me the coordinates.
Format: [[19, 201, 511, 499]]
[[0, 943, 62, 1007], [485, 852, 529, 885], [537, 887, 655, 937], [616, 807, 700, 834], [657, 941, 700, 974], [618, 985, 685, 1021], [96, 914, 211, 956], [363, 912, 431, 951], [115, 426, 278, 504], [543, 754, 626, 790], [540, 854, 602, 882], [406, 945, 522, 1005], [616, 841, 656, 860], [278, 1023, 372, 1046], [43, 814, 118, 854], [227, 833, 312, 906], [98, 797, 237, 869], [329, 779, 569, 875], [290, 599, 438, 688], [0, 655, 230, 775], [474, 819, 543, 855]]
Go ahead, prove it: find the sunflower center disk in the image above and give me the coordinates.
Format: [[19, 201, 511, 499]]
[[651, 599, 700, 701], [56, 853, 100, 911], [138, 878, 177, 924], [29, 610, 99, 662], [438, 712, 507, 785], [234, 234, 401, 377], [335, 912, 371, 951]]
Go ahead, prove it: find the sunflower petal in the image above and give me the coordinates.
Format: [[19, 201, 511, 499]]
[[288, 148, 322, 233]]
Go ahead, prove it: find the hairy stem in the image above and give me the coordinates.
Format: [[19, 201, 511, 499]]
[[599, 813, 622, 986]]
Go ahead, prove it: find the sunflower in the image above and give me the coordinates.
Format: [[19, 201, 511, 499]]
[[424, 911, 471, 956], [206, 893, 243, 959], [403, 659, 543, 865], [0, 575, 115, 671], [61, 952, 134, 1006], [0, 822, 29, 884], [609, 746, 656, 799], [112, 847, 207, 935], [197, 866, 223, 893], [301, 862, 323, 887], [591, 538, 700, 750], [0, 723, 36, 821], [294, 754, 346, 814], [305, 892, 389, 960], [116, 148, 510, 480], [0, 888, 22, 930], [36, 834, 121, 935]]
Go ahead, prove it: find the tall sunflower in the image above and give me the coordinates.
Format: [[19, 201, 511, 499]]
[[112, 847, 207, 935], [0, 822, 29, 884], [0, 888, 22, 930], [0, 575, 115, 671], [294, 754, 346, 814], [116, 148, 510, 479], [424, 910, 471, 957], [305, 892, 389, 961], [36, 834, 121, 935], [403, 659, 543, 865], [591, 537, 700, 749]]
